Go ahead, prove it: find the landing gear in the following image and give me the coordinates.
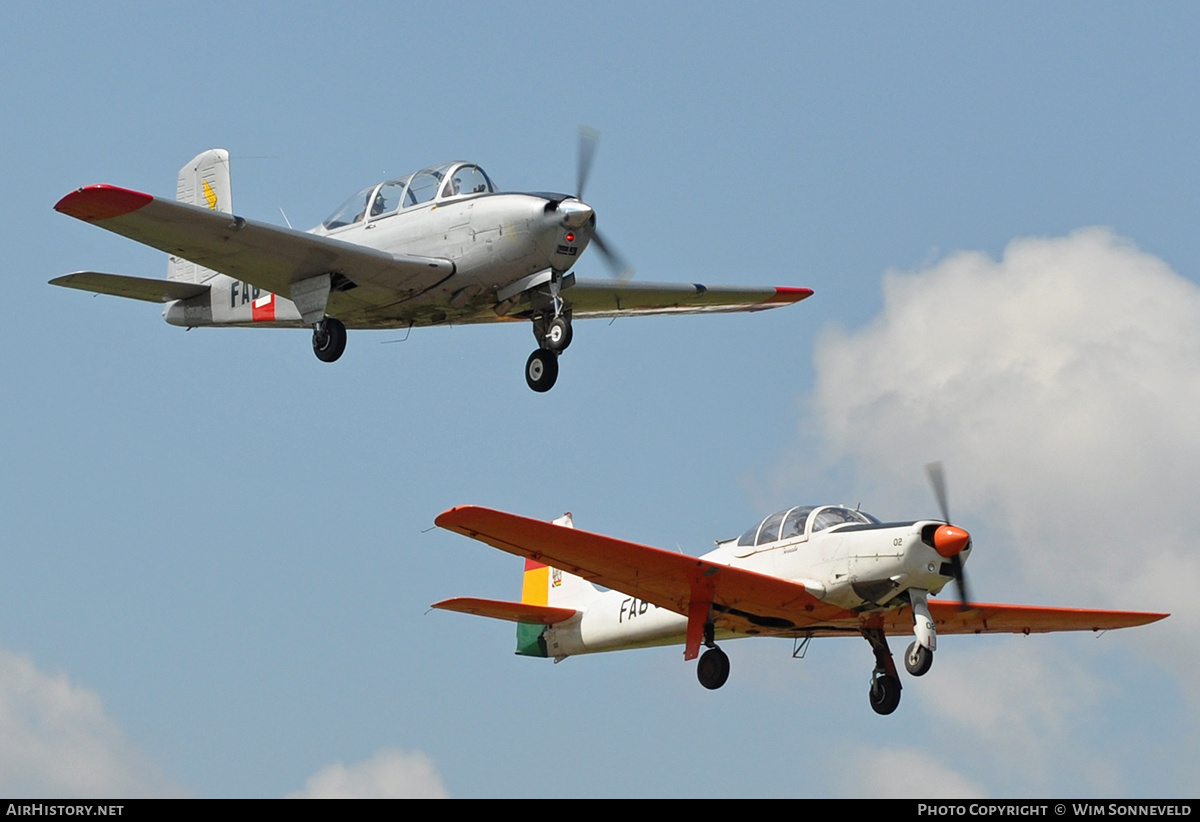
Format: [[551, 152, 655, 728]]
[[862, 627, 903, 715], [904, 641, 933, 677], [312, 317, 347, 363], [696, 646, 730, 690], [526, 310, 572, 392], [525, 349, 559, 392], [869, 673, 902, 715], [545, 316, 573, 352]]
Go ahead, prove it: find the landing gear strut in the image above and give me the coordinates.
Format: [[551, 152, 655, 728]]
[[312, 317, 347, 363], [862, 627, 902, 715]]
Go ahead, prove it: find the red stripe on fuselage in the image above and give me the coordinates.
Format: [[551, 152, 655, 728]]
[[54, 185, 154, 222], [252, 294, 276, 322]]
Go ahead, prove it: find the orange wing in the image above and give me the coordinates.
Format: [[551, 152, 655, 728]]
[[435, 506, 858, 658], [872, 600, 1167, 636]]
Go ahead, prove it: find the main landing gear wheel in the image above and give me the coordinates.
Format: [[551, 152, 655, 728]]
[[525, 349, 559, 392], [904, 641, 933, 677], [312, 317, 347, 363], [696, 646, 730, 690], [544, 316, 573, 352], [869, 674, 902, 715]]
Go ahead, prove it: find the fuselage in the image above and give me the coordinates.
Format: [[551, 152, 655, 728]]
[[536, 505, 967, 658], [164, 161, 592, 330]]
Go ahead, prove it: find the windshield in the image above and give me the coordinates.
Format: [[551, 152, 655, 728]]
[[322, 185, 375, 229]]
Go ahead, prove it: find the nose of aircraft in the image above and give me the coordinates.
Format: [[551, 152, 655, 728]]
[[555, 197, 594, 228], [932, 524, 970, 558]]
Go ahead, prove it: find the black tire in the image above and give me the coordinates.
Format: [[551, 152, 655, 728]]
[[313, 318, 347, 363], [869, 674, 902, 715], [525, 349, 559, 392], [696, 646, 730, 690], [545, 316, 573, 352], [904, 641, 933, 677]]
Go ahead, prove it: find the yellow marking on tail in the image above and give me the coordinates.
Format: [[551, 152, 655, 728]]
[[202, 179, 218, 210], [521, 565, 549, 606]]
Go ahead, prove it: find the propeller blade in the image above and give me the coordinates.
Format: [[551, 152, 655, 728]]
[[925, 461, 972, 610], [572, 125, 634, 280], [950, 554, 972, 612], [925, 461, 950, 524], [577, 125, 600, 201], [591, 231, 634, 281]]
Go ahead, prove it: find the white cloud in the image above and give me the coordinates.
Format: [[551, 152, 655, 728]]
[[836, 745, 986, 798], [805, 228, 1197, 688], [914, 641, 1123, 794], [0, 649, 179, 797], [289, 747, 449, 799], [790, 228, 1200, 795]]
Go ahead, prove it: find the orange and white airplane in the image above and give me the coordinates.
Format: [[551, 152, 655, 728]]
[[51, 137, 811, 391], [432, 466, 1166, 714]]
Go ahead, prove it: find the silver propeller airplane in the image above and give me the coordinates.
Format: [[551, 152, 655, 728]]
[[52, 141, 811, 391], [433, 465, 1166, 715]]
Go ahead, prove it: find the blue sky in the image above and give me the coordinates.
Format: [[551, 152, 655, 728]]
[[1, 2, 1197, 797]]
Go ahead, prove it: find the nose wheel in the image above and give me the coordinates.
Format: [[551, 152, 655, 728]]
[[904, 641, 933, 677], [544, 316, 573, 352]]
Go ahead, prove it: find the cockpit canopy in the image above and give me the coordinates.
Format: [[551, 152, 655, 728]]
[[321, 162, 496, 230], [736, 505, 880, 547]]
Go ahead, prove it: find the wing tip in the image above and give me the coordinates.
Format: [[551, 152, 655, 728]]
[[765, 286, 814, 304], [435, 504, 488, 530], [54, 185, 153, 222]]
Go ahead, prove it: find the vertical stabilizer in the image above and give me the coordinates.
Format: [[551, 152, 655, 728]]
[[516, 512, 598, 656], [169, 149, 231, 283]]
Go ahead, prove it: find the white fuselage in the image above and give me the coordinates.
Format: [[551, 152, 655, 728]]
[[542, 510, 961, 658]]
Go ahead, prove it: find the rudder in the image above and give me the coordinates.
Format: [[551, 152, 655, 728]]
[[516, 512, 599, 656], [169, 149, 231, 283]]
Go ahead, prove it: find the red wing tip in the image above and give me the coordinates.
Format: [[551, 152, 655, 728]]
[[766, 286, 814, 303], [55, 185, 153, 222], [435, 504, 490, 529]]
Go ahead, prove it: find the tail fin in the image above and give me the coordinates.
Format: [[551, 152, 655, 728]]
[[516, 512, 599, 656], [168, 149, 231, 283]]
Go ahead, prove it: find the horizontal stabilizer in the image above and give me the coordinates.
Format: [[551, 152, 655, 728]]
[[54, 185, 454, 306], [50, 271, 209, 303], [432, 597, 578, 625]]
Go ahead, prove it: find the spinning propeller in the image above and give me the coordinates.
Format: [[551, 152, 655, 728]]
[[570, 126, 633, 280], [925, 461, 973, 610]]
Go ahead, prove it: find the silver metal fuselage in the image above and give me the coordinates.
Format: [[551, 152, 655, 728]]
[[164, 191, 589, 330]]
